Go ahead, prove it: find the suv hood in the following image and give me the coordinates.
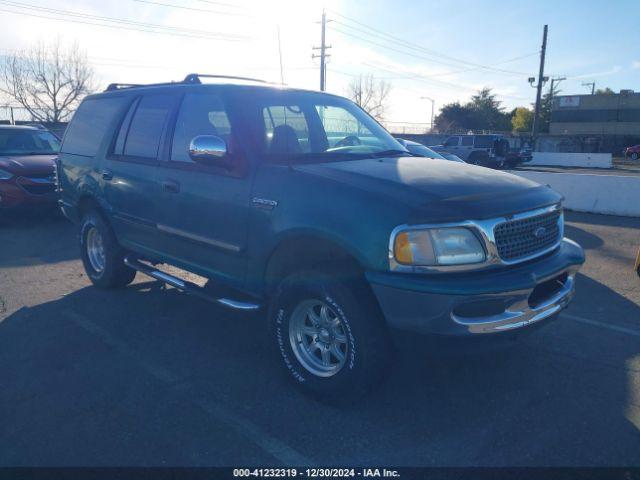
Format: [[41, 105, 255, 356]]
[[295, 156, 561, 222], [0, 155, 57, 176]]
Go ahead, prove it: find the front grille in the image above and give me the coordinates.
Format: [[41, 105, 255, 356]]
[[494, 208, 562, 262]]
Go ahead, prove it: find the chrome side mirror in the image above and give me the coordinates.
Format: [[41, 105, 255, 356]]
[[188, 135, 228, 165]]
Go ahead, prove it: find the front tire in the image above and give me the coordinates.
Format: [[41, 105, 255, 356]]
[[268, 271, 391, 401], [80, 211, 136, 289], [632, 152, 639, 161]]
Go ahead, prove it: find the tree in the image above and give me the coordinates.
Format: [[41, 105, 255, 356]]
[[595, 87, 615, 95], [433, 87, 512, 132], [511, 107, 533, 132], [347, 74, 391, 121], [0, 39, 93, 123]]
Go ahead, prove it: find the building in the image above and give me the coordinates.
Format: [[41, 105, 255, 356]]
[[550, 91, 640, 135]]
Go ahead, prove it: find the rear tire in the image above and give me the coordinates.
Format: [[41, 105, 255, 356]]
[[632, 152, 639, 161], [268, 270, 392, 402], [80, 211, 136, 289]]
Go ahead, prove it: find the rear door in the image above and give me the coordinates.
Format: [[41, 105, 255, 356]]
[[155, 90, 253, 288], [103, 92, 180, 253]]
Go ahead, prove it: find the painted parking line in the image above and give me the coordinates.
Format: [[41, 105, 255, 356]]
[[63, 310, 313, 466], [562, 312, 640, 337]]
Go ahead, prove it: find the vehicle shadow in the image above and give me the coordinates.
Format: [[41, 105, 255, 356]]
[[0, 274, 638, 466]]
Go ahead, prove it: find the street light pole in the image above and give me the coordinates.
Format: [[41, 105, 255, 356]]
[[420, 96, 435, 132]]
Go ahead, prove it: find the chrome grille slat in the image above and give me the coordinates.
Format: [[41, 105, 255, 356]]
[[494, 210, 562, 262]]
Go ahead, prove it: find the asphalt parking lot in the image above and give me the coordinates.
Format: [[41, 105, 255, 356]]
[[1, 211, 639, 467]]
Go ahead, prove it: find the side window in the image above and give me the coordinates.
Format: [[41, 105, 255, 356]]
[[113, 97, 140, 156], [171, 93, 232, 163], [122, 94, 173, 159], [444, 136, 459, 147], [461, 136, 473, 146], [61, 97, 127, 157], [263, 105, 311, 153], [316, 105, 379, 149]]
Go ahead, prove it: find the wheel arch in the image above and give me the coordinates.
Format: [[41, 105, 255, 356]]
[[263, 231, 368, 296]]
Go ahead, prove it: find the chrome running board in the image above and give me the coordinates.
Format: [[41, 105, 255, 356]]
[[124, 254, 260, 311]]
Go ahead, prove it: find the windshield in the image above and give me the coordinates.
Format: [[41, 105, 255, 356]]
[[239, 91, 405, 162], [0, 129, 61, 155]]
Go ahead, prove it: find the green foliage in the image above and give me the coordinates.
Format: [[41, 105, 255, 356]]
[[511, 107, 533, 132], [595, 87, 615, 95], [434, 88, 513, 133]]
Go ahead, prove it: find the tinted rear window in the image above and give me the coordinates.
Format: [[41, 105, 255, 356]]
[[61, 97, 127, 157]]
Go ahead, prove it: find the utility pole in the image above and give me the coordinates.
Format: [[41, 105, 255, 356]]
[[312, 10, 331, 91], [276, 25, 284, 84], [549, 76, 566, 102], [582, 81, 596, 94], [530, 24, 548, 144], [420, 96, 435, 132]]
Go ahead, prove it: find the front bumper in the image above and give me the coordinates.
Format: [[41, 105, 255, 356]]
[[367, 238, 584, 336], [0, 178, 57, 209]]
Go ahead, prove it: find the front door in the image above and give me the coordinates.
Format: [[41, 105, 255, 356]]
[[155, 90, 253, 289]]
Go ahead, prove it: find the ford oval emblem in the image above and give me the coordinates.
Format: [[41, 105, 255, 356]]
[[533, 226, 547, 238]]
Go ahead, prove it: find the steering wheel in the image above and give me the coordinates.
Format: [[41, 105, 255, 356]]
[[334, 135, 361, 148]]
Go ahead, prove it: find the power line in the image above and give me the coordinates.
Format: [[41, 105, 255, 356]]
[[132, 0, 253, 17], [0, 0, 249, 41], [328, 9, 533, 76], [329, 25, 532, 80]]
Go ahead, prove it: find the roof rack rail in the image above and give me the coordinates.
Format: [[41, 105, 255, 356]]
[[104, 83, 143, 92], [103, 74, 272, 93], [183, 73, 269, 84]]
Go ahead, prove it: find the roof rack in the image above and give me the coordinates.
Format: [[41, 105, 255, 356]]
[[183, 73, 269, 84], [104, 74, 271, 92], [104, 83, 143, 92]]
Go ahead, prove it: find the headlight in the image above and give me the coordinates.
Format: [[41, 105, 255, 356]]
[[0, 168, 13, 180], [393, 227, 486, 266]]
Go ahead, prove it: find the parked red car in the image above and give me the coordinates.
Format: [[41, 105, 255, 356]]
[[625, 145, 640, 160], [0, 125, 60, 211]]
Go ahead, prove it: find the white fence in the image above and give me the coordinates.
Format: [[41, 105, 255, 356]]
[[511, 171, 640, 217], [530, 152, 613, 169]]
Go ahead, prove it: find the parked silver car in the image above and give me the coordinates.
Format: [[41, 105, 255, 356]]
[[431, 134, 510, 168]]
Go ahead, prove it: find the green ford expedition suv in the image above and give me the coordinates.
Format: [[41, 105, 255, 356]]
[[58, 74, 585, 399]]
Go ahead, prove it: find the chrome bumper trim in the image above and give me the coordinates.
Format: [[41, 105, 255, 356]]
[[451, 272, 576, 334]]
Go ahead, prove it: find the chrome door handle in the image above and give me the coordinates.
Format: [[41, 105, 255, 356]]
[[101, 170, 113, 181]]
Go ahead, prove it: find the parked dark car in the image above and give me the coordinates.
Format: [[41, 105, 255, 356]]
[[57, 74, 585, 399], [0, 125, 60, 211], [396, 138, 463, 162], [437, 152, 465, 163], [625, 145, 639, 160]]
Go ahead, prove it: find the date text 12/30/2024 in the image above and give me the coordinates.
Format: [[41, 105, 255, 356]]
[[233, 468, 401, 478]]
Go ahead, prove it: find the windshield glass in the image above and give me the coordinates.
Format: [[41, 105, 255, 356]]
[[239, 91, 405, 162], [0, 129, 61, 155]]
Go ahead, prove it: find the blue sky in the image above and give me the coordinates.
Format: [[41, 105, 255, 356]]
[[0, 0, 638, 127]]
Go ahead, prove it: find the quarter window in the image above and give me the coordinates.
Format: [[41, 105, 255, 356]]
[[62, 97, 127, 157], [171, 93, 232, 163]]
